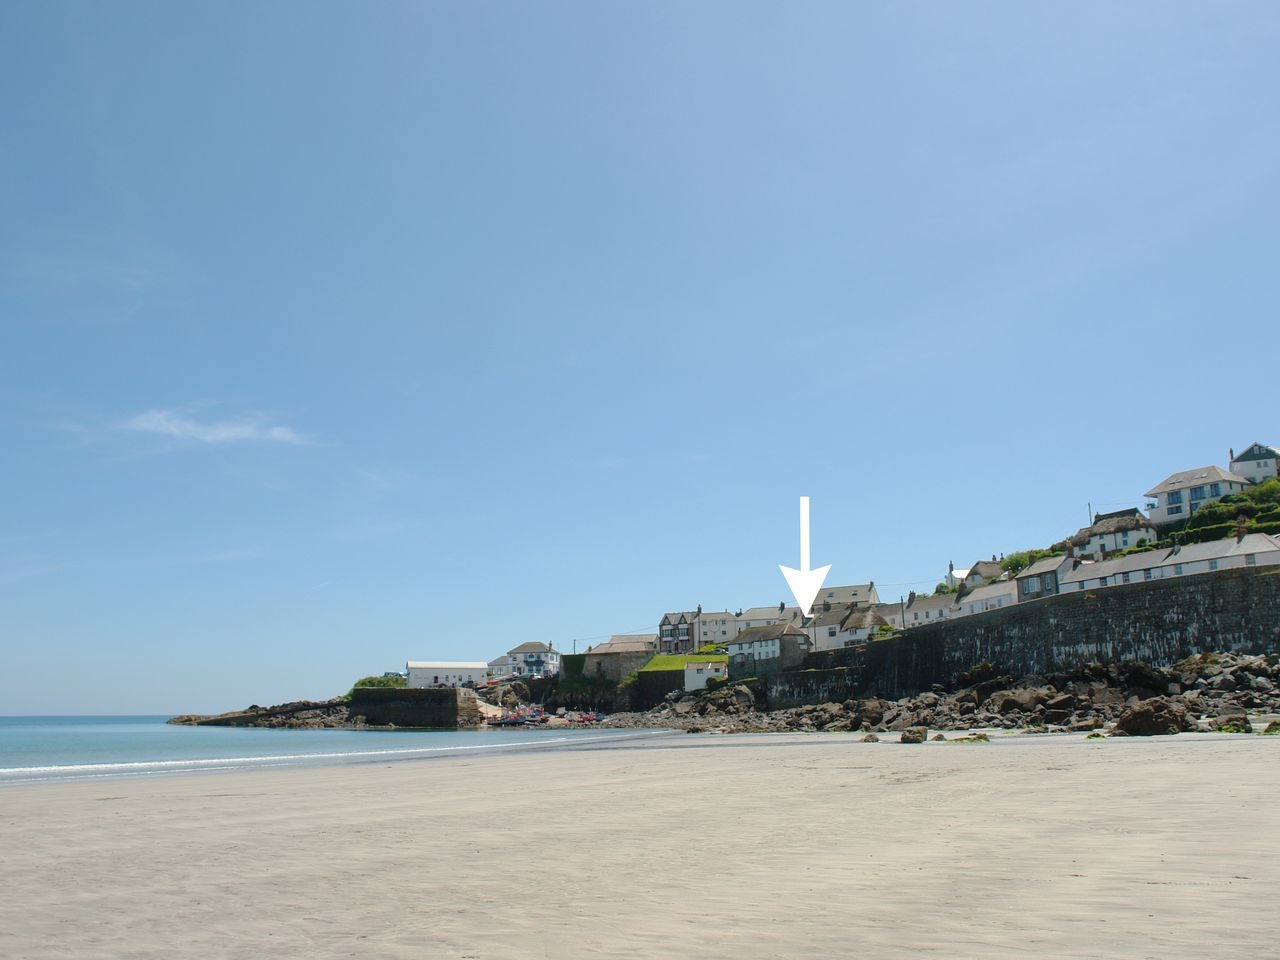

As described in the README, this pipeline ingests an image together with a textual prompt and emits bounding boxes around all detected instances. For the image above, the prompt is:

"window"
[1099,577,1108,586]
[1122,572,1131,583]
[1144,569,1153,580]
[1209,559,1219,571]
[1174,564,1184,575]
[1122,533,1130,546]
[827,627,836,637]
[1167,491,1183,505]
[1189,485,1206,501]
[1210,482,1222,497]
[1246,554,1257,566]
[1168,505,1183,516]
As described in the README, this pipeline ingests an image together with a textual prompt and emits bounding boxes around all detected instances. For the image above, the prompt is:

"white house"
[683,660,727,691]
[1058,533,1280,591]
[406,661,489,688]
[503,642,560,677]
[1152,534,1280,578]
[902,592,960,628]
[1144,465,1251,528]
[868,602,905,631]
[962,559,1004,587]
[1069,508,1159,559]
[956,580,1018,617]
[695,610,739,647]
[1059,552,1165,591]
[735,605,805,633]
[1230,443,1280,486]
[487,655,512,678]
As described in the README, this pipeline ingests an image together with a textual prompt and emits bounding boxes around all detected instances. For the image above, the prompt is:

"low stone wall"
[786,567,1280,702]
[347,687,480,728]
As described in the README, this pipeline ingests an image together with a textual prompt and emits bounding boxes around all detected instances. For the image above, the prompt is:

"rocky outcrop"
[170,687,480,729]
[601,652,1280,738]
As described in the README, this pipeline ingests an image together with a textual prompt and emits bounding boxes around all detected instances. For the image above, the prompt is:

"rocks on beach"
[600,652,1280,738]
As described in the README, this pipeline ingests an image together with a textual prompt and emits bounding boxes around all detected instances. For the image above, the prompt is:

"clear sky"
[2,2,1277,714]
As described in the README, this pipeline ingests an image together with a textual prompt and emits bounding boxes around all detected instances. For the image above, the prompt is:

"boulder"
[899,726,928,744]
[1111,698,1193,737]
[861,732,880,743]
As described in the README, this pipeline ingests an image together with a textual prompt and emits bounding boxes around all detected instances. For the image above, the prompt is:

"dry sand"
[1,731,1277,960]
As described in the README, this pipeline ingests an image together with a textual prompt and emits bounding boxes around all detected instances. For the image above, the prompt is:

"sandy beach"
[1,731,1277,960]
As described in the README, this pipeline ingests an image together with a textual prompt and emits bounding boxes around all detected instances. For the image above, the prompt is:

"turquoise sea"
[0,716,666,785]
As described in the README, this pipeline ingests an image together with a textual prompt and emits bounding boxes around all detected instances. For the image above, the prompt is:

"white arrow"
[778,496,832,616]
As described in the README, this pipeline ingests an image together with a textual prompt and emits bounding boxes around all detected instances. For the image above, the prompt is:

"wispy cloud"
[119,409,315,446]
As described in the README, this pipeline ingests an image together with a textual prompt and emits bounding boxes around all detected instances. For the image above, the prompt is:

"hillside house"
[902,592,959,628]
[504,642,560,677]
[726,623,811,680]
[956,580,1018,617]
[695,610,738,647]
[1145,465,1250,529]
[1069,509,1158,560]
[962,559,1004,586]
[658,610,700,654]
[1058,533,1280,591]
[811,582,881,607]
[868,602,905,631]
[582,634,657,682]
[735,605,806,633]
[1230,443,1280,485]
[1015,555,1076,602]
[837,607,890,645]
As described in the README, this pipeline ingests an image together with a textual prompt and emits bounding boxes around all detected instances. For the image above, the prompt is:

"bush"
[347,674,406,697]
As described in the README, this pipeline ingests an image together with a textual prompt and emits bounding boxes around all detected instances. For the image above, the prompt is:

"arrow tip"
[778,563,833,617]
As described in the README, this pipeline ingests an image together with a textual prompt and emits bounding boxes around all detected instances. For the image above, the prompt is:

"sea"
[0,716,669,786]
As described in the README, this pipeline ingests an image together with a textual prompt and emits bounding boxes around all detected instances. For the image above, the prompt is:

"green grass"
[638,653,728,673]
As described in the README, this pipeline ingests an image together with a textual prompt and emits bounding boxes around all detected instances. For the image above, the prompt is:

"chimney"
[907,590,917,606]
[778,600,785,613]
[696,604,702,615]
[822,599,831,612]
[1066,542,1075,559]
[1237,515,1249,543]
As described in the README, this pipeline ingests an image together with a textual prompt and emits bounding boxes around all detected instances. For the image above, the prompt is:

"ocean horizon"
[0,715,669,786]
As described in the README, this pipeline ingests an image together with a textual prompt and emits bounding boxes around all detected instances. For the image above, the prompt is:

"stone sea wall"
[767,566,1280,706]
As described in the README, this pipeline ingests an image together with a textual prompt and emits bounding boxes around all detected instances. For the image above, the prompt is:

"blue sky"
[2,2,1277,714]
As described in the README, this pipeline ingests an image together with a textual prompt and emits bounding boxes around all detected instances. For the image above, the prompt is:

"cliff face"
[170,687,480,729]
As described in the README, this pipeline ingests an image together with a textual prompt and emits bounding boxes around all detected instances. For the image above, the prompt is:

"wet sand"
[1,731,1276,959]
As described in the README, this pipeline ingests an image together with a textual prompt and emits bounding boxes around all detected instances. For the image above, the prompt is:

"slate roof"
[906,592,960,614]
[961,581,1017,603]
[1017,555,1072,579]
[1059,552,1163,585]
[814,583,878,604]
[739,605,804,623]
[588,635,657,655]
[1145,465,1251,498]
[1232,443,1279,463]
[507,641,555,654]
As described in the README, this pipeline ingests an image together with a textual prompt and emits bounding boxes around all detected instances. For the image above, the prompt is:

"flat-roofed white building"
[406,661,489,688]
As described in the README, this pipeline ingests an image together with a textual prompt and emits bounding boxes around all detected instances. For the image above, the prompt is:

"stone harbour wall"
[770,567,1280,704]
